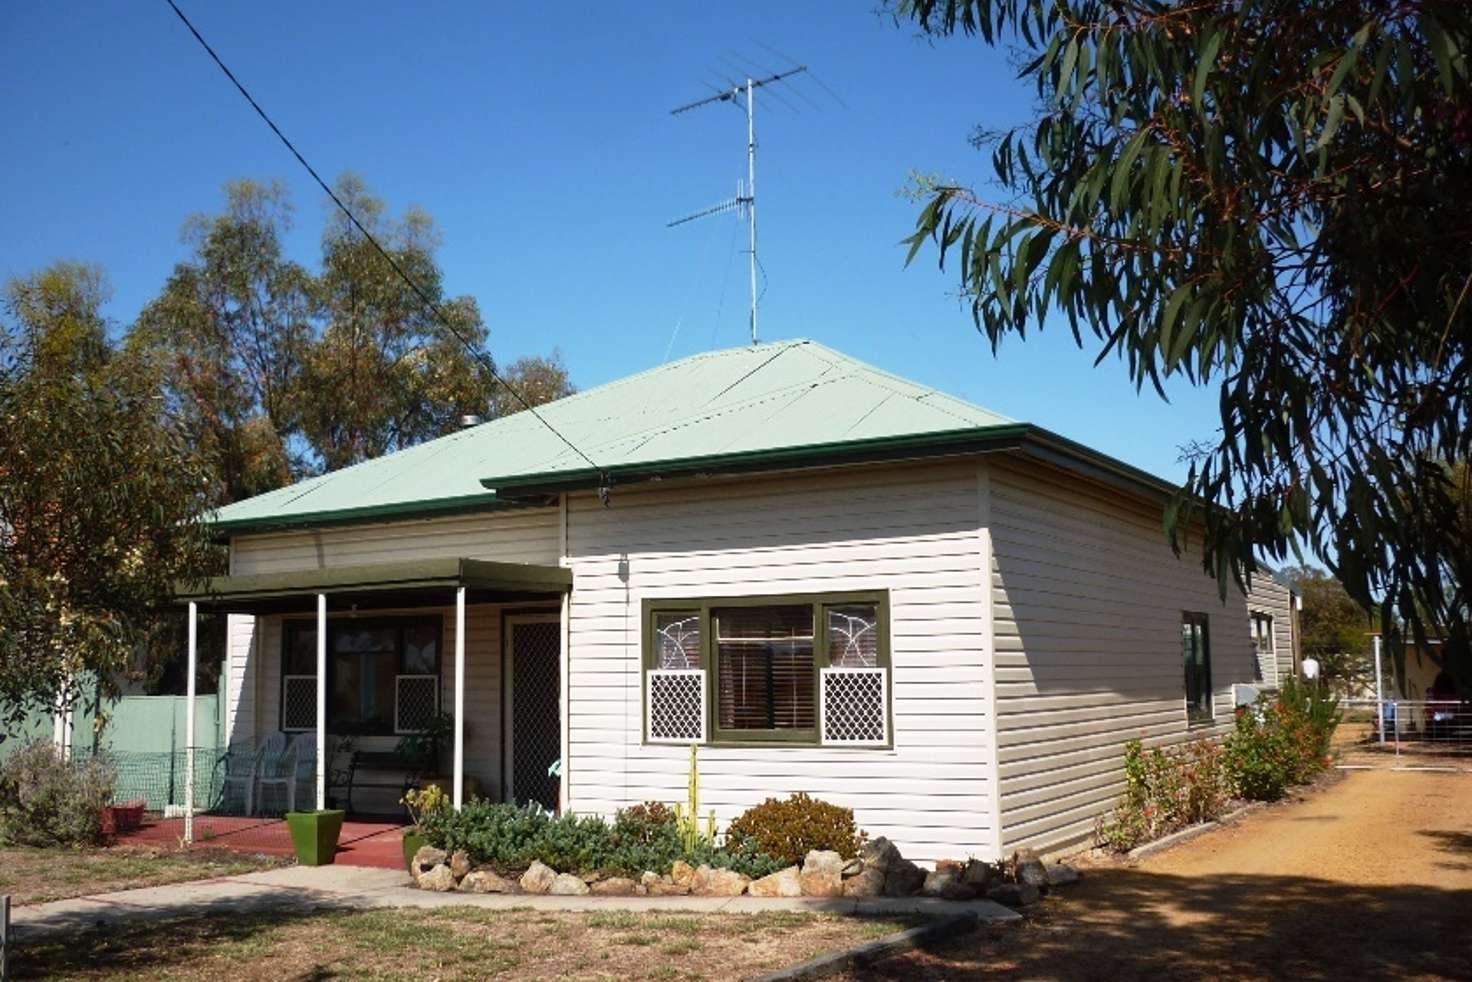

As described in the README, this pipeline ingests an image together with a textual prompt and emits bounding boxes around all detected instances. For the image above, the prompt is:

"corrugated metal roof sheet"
[212,339,1017,530]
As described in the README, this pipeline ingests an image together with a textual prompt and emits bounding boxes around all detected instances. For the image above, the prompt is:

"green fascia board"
[479,423,1032,493]
[174,557,571,604]
[475,422,1184,505]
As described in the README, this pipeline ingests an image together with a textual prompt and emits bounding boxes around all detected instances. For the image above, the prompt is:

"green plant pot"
[402,830,428,872]
[285,809,345,866]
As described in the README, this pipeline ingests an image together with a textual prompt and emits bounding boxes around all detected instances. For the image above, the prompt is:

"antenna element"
[668,66,807,345]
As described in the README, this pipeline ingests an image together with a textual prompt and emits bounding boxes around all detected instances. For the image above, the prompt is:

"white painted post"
[453,586,466,810]
[1373,634,1385,745]
[315,593,327,811]
[184,601,198,843]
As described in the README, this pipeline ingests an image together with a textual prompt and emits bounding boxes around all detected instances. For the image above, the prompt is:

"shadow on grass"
[852,869,1472,981]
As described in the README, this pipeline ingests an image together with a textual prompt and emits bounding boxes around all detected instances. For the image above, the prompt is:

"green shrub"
[1095,738,1228,852]
[418,799,784,877]
[1223,680,1340,800]
[0,740,116,847]
[725,792,862,866]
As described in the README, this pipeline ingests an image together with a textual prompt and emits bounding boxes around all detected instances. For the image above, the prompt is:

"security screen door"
[504,614,562,811]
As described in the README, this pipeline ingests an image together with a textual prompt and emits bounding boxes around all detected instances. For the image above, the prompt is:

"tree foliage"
[488,349,576,420]
[896,0,1471,681]
[132,179,312,502]
[133,175,573,499]
[1283,565,1372,688]
[0,264,218,721]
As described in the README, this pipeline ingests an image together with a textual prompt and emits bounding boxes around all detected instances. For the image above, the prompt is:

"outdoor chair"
[254,733,306,816]
[219,732,286,816]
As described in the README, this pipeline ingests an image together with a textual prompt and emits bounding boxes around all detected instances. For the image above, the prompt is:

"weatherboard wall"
[988,456,1269,854]
[560,461,998,865]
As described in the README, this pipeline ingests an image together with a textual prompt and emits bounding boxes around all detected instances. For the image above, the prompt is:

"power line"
[162,0,603,478]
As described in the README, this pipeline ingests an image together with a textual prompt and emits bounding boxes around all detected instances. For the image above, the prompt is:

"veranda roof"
[175,557,571,614]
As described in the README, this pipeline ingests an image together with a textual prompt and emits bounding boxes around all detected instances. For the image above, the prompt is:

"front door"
[504,613,562,811]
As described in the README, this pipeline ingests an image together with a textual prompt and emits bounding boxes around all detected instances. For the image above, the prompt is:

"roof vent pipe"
[459,414,484,428]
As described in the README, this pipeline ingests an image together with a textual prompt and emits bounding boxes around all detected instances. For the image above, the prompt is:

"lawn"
[15,906,916,981]
[0,845,285,906]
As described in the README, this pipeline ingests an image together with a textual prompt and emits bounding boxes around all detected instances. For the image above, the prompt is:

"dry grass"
[16,906,915,981]
[0,846,285,906]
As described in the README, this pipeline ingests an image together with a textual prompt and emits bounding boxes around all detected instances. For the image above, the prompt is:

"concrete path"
[12,863,1019,940]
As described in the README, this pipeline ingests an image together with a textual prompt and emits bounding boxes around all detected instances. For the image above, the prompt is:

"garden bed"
[0,844,285,906]
[15,905,917,980]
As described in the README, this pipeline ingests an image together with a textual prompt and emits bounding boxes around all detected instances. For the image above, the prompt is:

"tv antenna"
[668,65,807,346]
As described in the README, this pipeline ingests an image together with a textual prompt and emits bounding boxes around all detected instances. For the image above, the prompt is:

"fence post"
[2,893,11,982]
[185,601,197,844]
[1373,635,1385,745]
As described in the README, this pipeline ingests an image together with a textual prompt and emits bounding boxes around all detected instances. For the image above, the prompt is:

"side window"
[1251,612,1274,682]
[644,593,890,747]
[1182,612,1213,722]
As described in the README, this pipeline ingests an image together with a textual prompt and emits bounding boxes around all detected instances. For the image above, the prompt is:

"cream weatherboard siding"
[228,507,561,576]
[1246,574,1298,687]
[988,457,1260,855]
[222,461,999,862]
[223,506,561,757]
[561,461,997,865]
[218,450,1289,862]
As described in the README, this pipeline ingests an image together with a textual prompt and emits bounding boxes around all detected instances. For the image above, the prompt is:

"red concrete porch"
[117,814,409,869]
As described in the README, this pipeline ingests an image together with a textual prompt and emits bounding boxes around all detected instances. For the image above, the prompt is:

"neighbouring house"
[180,339,1299,861]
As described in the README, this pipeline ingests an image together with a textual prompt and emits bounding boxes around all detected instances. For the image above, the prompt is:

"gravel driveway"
[847,769,1472,981]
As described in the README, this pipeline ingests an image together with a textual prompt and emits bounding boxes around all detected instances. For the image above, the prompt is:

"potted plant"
[399,783,447,871]
[285,808,345,866]
[397,712,483,800]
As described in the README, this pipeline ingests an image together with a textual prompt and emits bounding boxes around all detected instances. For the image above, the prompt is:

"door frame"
[501,610,563,806]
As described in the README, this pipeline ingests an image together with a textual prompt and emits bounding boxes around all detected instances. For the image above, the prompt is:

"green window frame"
[642,591,892,748]
[1181,611,1213,723]
[281,614,443,736]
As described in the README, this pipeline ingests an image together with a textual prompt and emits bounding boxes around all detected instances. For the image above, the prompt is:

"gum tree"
[0,264,217,723]
[895,1,1471,680]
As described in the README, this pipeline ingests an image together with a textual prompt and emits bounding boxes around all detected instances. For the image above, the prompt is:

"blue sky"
[2,1,1223,483]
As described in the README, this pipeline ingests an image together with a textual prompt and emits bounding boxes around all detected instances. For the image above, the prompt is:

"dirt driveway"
[851,769,1472,981]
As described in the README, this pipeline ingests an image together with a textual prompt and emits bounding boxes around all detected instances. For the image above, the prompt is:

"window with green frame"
[1181,611,1213,722]
[281,615,442,736]
[643,592,891,747]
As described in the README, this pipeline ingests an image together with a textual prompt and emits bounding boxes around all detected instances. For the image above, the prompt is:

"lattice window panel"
[647,669,707,744]
[820,668,888,746]
[282,675,316,732]
[395,674,440,734]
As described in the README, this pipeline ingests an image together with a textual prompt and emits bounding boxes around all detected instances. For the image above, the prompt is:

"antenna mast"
[669,66,807,346]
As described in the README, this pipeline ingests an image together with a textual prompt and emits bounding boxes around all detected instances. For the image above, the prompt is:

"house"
[180,339,1299,862]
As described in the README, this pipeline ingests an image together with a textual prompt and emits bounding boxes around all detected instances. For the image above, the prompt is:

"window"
[281,616,441,735]
[643,593,890,747]
[1181,612,1213,722]
[1251,612,1274,682]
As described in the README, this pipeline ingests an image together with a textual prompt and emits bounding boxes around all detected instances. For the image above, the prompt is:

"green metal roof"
[210,339,1023,532]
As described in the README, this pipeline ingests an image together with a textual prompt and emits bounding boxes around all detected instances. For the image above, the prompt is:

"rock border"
[748,912,981,982]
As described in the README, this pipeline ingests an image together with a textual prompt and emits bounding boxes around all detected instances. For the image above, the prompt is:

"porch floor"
[116,815,409,870]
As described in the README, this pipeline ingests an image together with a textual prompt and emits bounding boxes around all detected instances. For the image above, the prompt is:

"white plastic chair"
[220,732,285,816]
[288,737,318,813]
[253,733,301,815]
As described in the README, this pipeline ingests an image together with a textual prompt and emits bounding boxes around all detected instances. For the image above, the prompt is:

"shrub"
[1223,680,1340,800]
[726,792,862,866]
[0,740,116,847]
[417,799,784,878]
[1095,738,1228,852]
